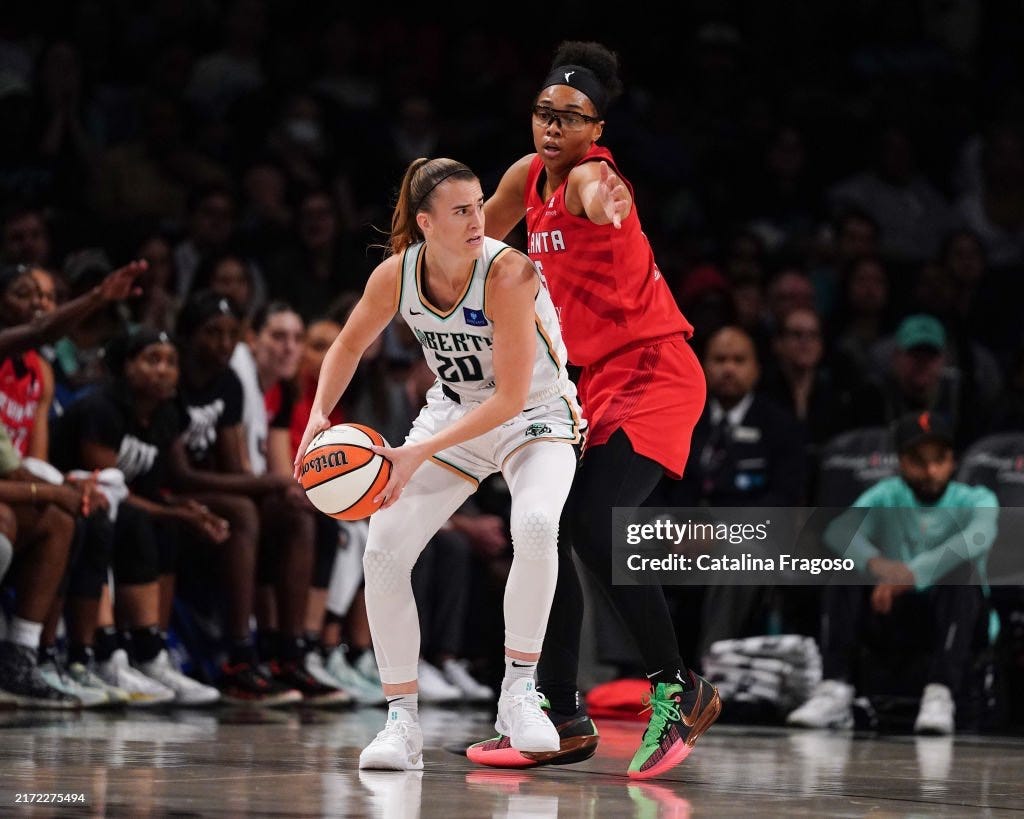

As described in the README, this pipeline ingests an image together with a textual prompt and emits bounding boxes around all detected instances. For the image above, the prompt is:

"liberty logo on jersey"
[463,307,488,327]
[525,423,552,438]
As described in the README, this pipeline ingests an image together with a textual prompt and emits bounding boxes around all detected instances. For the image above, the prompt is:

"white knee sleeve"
[362,462,473,685]
[501,443,576,654]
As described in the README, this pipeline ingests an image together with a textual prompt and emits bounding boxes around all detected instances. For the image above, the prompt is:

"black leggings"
[539,429,684,691]
[65,515,114,599]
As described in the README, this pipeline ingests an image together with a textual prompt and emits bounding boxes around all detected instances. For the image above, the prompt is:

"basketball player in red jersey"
[467,41,720,779]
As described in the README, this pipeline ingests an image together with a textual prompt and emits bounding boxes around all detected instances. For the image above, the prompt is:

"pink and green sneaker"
[627,672,721,780]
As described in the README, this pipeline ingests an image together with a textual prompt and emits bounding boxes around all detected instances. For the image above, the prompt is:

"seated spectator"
[261,188,372,324]
[130,232,180,333]
[0,429,86,709]
[761,307,886,496]
[868,313,990,450]
[787,411,997,735]
[828,254,897,386]
[807,207,880,321]
[230,300,348,706]
[48,328,228,706]
[909,259,1004,415]
[167,290,322,706]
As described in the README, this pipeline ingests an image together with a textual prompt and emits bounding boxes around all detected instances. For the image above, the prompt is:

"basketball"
[299,423,392,520]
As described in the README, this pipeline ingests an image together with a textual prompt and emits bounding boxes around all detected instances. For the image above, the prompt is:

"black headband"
[125,328,175,359]
[414,167,468,213]
[177,291,242,338]
[540,65,608,116]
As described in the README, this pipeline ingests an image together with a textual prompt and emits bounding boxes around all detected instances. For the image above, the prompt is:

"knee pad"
[362,545,408,595]
[510,509,559,560]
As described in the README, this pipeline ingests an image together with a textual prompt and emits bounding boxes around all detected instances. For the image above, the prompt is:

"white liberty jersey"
[397,237,577,408]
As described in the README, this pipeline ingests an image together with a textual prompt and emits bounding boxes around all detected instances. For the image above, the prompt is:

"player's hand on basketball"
[294,412,332,481]
[597,161,629,229]
[368,442,427,509]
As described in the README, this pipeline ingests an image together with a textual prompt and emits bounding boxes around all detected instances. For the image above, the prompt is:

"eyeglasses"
[531,105,601,131]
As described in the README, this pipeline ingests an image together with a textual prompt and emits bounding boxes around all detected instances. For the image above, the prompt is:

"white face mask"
[284,118,323,150]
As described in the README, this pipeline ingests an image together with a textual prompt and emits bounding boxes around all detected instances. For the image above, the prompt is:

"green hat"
[896,314,946,351]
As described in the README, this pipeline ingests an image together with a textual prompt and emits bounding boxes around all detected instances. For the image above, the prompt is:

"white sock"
[387,692,418,720]
[502,655,537,692]
[8,616,43,650]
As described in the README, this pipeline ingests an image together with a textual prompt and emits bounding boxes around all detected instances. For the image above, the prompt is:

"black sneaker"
[0,641,81,709]
[466,696,599,768]
[268,660,351,707]
[627,671,721,780]
[219,661,302,707]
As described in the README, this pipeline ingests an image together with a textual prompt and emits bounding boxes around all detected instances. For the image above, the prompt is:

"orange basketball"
[299,423,392,520]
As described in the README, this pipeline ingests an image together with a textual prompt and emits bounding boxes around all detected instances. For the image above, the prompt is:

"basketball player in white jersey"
[294,157,584,771]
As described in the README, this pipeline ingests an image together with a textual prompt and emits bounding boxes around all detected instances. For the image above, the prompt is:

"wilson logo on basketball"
[301,449,351,476]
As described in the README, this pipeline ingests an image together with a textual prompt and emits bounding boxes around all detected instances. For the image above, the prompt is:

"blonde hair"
[384,157,476,257]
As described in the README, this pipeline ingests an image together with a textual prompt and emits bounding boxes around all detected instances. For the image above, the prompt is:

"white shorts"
[404,382,585,485]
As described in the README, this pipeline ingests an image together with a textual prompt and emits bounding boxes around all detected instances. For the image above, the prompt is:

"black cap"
[894,411,953,454]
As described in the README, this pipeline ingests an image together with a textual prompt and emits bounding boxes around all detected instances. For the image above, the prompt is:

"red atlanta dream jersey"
[0,350,45,457]
[523,145,693,367]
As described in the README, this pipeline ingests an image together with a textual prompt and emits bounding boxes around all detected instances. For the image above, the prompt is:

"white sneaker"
[495,677,559,752]
[96,649,175,707]
[138,650,220,706]
[785,679,854,729]
[38,661,109,709]
[914,683,955,735]
[323,648,384,706]
[417,659,462,704]
[67,661,130,706]
[358,707,424,770]
[441,658,495,702]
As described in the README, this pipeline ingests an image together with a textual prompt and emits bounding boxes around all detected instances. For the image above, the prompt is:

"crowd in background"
[1,2,1024,729]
